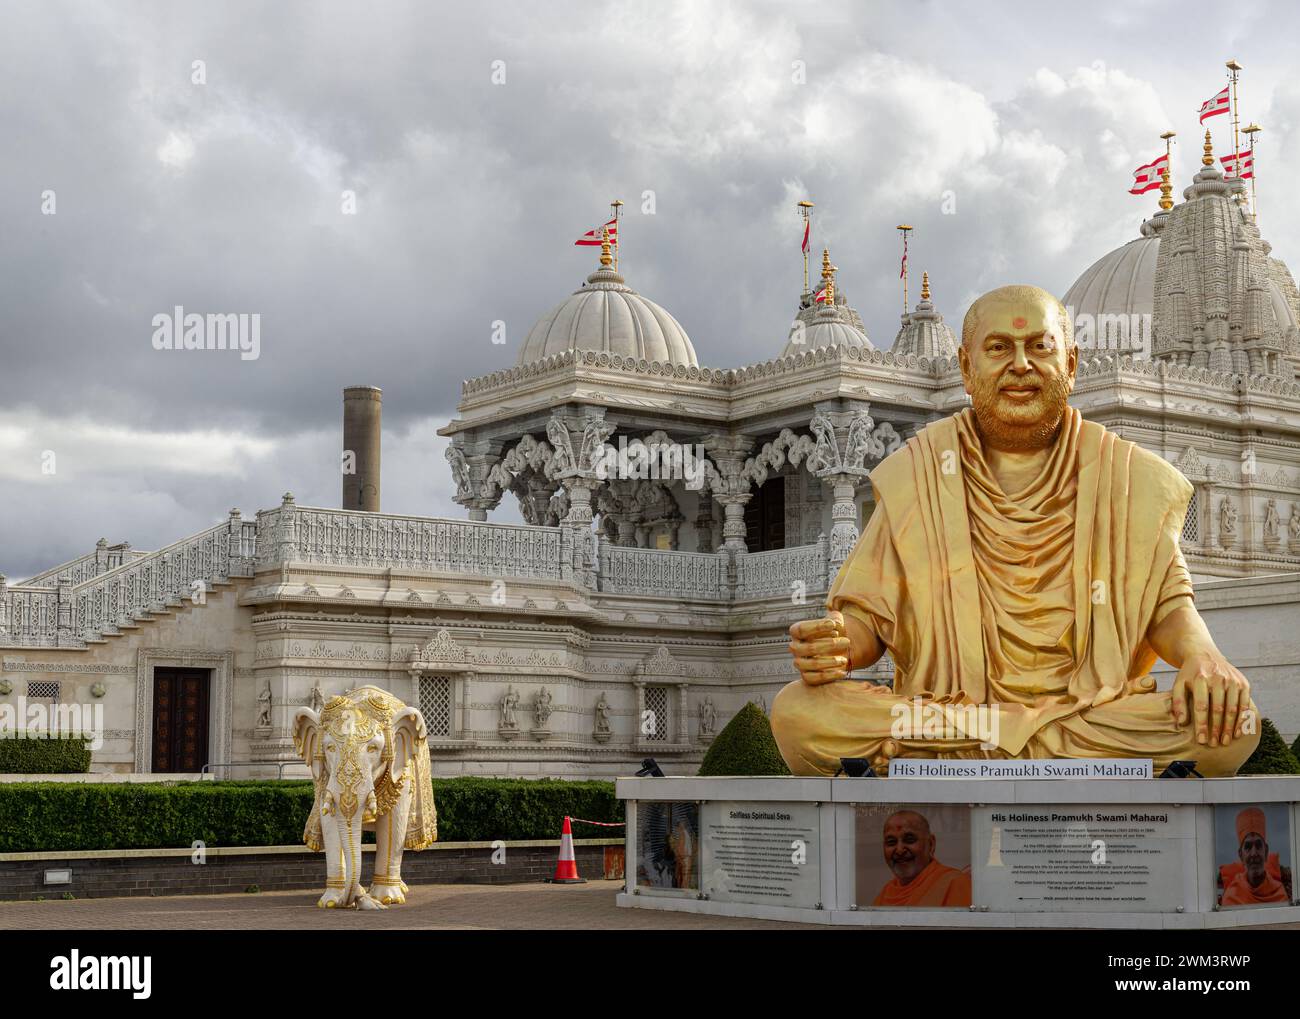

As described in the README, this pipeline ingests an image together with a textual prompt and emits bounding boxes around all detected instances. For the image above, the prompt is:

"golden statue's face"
[882,812,935,885]
[959,293,1077,451]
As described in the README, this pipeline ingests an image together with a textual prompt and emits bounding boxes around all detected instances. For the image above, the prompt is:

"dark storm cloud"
[3,0,1299,576]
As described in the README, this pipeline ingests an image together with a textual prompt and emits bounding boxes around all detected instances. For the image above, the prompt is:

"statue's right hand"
[789,610,851,686]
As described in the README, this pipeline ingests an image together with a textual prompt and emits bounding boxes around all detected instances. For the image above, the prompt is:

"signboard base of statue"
[616,775,1300,928]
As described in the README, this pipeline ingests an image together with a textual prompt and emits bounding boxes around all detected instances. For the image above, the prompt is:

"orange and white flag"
[1198,86,1230,123]
[1221,149,1254,179]
[1129,154,1169,195]
[575,218,618,246]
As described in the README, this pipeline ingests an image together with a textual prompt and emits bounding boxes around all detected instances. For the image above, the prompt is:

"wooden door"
[152,668,210,773]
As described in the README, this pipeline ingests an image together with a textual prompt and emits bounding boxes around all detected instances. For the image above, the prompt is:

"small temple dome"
[780,248,873,357]
[518,235,697,366]
[891,272,957,359]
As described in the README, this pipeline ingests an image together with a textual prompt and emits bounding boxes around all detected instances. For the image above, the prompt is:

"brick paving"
[0,880,821,930]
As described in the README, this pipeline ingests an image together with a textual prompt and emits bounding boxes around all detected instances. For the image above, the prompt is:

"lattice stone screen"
[418,675,452,738]
[1181,490,1200,545]
[644,685,669,742]
[27,680,60,701]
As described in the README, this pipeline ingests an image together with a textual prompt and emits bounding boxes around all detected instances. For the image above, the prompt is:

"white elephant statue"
[292,686,437,909]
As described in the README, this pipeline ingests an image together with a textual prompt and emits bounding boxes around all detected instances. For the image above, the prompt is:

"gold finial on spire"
[1159,130,1176,211]
[921,271,931,302]
[599,226,613,268]
[1203,129,1214,167]
[820,248,836,308]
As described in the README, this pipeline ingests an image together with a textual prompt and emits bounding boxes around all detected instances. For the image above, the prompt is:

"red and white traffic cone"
[549,816,586,884]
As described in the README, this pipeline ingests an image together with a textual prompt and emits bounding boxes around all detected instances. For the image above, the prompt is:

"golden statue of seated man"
[772,285,1259,777]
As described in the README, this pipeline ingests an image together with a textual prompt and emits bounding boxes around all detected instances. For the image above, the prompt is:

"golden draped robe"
[872,859,971,908]
[771,406,1259,777]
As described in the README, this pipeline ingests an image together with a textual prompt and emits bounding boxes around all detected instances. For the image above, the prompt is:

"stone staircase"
[0,511,257,649]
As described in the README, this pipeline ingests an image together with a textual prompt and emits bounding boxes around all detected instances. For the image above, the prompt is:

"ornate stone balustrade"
[597,540,725,599]
[736,539,829,600]
[256,503,563,580]
[1,515,256,648]
[20,543,147,587]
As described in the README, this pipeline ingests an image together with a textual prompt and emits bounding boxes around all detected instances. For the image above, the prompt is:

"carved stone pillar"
[824,475,861,577]
[560,478,600,589]
[550,408,616,590]
[701,433,755,554]
[448,440,507,521]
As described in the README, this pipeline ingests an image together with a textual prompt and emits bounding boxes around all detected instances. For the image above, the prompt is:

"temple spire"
[920,270,931,303]
[1203,129,1215,167]
[599,226,613,268]
[1159,130,1176,211]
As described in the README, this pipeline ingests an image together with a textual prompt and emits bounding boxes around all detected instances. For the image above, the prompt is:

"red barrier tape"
[567,816,626,827]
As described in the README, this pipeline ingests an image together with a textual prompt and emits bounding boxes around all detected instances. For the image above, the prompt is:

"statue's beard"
[968,370,1072,451]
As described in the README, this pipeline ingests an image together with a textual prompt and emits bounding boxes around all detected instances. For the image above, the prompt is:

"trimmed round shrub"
[1239,718,1300,776]
[698,702,791,777]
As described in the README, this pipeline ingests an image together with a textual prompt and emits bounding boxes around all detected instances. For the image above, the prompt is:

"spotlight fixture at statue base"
[1159,760,1202,779]
[635,758,665,778]
[836,757,877,778]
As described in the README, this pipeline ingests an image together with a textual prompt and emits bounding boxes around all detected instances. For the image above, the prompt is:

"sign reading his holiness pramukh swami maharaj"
[973,808,1193,912]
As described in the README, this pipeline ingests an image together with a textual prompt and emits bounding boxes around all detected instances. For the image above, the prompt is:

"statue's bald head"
[961,285,1074,352]
[958,284,1078,452]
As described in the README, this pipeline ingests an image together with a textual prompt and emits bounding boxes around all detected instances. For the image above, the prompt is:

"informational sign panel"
[701,801,820,908]
[972,806,1193,912]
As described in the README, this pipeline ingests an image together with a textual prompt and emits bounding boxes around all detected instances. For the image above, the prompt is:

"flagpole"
[1159,130,1176,211]
[1243,122,1260,221]
[798,200,814,292]
[897,224,913,315]
[1226,59,1242,181]
[610,199,623,271]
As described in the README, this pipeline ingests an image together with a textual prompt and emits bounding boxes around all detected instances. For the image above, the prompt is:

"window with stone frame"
[644,685,669,742]
[418,675,453,738]
[1181,488,1200,546]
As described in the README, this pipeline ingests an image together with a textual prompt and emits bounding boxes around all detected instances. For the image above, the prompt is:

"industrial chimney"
[342,386,381,512]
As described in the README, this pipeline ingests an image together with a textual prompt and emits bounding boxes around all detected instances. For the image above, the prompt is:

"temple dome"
[891,272,957,359]
[1062,226,1160,352]
[517,258,697,367]
[780,248,874,357]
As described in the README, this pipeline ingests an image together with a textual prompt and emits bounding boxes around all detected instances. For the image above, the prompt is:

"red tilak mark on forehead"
[1012,316,1028,329]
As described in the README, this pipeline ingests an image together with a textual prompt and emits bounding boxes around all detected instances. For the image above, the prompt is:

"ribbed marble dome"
[1062,227,1160,348]
[891,273,957,359]
[517,261,697,367]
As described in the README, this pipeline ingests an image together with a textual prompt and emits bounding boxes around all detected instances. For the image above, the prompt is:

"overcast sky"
[4,0,1299,578]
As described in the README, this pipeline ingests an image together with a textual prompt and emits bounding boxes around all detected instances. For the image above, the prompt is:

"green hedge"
[0,777,623,853]
[0,735,92,774]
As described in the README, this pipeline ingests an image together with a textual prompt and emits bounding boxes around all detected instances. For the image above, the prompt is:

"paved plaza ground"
[0,880,817,930]
[4,881,1298,930]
